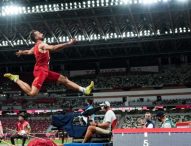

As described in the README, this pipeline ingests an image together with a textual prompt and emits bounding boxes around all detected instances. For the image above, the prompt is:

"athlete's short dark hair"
[29,30,37,42]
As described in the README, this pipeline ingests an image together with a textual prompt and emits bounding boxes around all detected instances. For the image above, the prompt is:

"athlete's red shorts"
[32,66,60,90]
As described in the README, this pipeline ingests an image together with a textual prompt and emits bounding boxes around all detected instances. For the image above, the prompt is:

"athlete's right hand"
[16,50,22,57]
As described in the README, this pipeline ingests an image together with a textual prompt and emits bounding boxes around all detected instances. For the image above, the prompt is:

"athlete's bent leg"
[4,73,39,96]
[16,79,39,96]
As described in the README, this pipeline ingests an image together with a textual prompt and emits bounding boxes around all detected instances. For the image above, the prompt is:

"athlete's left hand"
[68,38,77,45]
[16,50,22,57]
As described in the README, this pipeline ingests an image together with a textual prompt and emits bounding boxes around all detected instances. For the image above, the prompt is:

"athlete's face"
[18,116,24,121]
[34,31,44,41]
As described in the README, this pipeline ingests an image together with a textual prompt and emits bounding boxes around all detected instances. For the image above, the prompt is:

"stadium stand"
[1,65,191,93]
[1,116,51,135]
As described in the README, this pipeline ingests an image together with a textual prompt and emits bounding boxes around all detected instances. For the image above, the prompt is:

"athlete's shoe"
[4,73,19,82]
[84,81,94,95]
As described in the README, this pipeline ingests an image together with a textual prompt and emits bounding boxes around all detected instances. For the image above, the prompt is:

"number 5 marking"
[143,139,149,146]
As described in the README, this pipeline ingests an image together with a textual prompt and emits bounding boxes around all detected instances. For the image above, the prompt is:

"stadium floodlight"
[122,32,126,37]
[121,0,132,5]
[144,30,147,36]
[169,29,173,34]
[83,1,86,8]
[65,3,68,10]
[131,32,135,37]
[49,4,53,11]
[179,27,182,33]
[157,29,160,35]
[183,27,186,33]
[0,27,190,48]
[162,0,169,2]
[93,34,97,39]
[64,36,67,42]
[58,37,62,42]
[1,0,174,16]
[92,34,96,40]
[106,0,109,6]
[90,35,93,41]
[36,5,39,12]
[60,3,64,10]
[47,38,51,43]
[81,35,85,41]
[27,7,31,14]
[106,33,109,39]
[69,3,73,9]
[127,32,130,37]
[78,2,82,8]
[74,2,77,9]
[176,0,188,3]
[101,1,104,7]
[40,5,44,12]
[2,41,8,46]
[2,5,22,16]
[51,37,54,43]
[114,33,117,38]
[13,41,17,46]
[139,31,143,36]
[78,35,81,41]
[142,0,157,4]
[92,1,95,7]
[175,28,178,33]
[147,30,150,36]
[32,7,35,13]
[134,0,138,4]
[22,7,26,14]
[87,1,90,8]
[96,0,99,7]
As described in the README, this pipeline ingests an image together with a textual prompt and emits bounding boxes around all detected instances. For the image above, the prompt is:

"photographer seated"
[10,112,31,146]
[83,101,117,143]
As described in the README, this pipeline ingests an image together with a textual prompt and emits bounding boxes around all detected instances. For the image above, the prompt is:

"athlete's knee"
[88,126,95,132]
[28,86,40,97]
[28,91,38,97]
[58,75,69,83]
[60,75,68,80]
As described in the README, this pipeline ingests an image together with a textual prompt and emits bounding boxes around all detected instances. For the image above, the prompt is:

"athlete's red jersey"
[16,120,30,132]
[33,42,50,69]
[32,42,60,90]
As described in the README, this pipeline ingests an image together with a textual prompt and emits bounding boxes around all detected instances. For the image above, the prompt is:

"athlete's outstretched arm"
[16,48,34,57]
[41,39,76,51]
